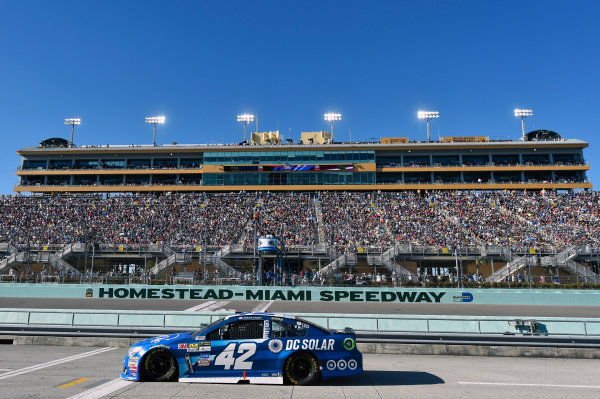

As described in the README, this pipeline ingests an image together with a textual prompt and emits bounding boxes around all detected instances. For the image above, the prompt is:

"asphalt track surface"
[1,345,599,399]
[2,298,600,318]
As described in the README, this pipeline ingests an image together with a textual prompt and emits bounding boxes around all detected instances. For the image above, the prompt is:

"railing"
[1,308,599,338]
[485,255,537,283]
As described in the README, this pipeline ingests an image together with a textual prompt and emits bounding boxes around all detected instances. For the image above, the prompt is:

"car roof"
[224,312,295,320]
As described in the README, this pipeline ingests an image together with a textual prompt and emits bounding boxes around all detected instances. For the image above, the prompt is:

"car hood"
[135,332,192,347]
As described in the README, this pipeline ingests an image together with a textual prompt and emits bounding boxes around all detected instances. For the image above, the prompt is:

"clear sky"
[1,0,598,193]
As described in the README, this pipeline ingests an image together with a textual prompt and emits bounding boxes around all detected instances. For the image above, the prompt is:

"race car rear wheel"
[284,352,319,385]
[142,348,178,382]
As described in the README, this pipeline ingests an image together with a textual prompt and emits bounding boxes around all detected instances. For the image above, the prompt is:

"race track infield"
[2,297,600,318]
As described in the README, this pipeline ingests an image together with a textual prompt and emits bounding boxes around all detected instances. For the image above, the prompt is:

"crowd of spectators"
[0,190,598,252]
[244,192,317,247]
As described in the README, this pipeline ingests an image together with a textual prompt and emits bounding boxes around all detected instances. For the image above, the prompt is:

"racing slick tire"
[283,352,320,385]
[141,348,178,382]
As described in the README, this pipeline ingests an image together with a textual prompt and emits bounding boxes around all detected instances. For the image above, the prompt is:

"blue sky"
[1,0,598,193]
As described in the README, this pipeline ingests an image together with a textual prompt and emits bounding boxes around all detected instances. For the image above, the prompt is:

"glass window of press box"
[202,151,375,164]
[202,172,375,186]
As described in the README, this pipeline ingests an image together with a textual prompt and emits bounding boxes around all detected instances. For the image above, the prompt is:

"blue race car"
[121,312,362,385]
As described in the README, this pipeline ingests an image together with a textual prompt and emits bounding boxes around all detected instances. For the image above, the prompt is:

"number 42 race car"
[121,312,362,385]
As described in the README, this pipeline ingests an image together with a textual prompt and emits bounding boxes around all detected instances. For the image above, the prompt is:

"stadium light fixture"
[145,116,165,146]
[237,114,255,143]
[417,110,439,142]
[324,113,342,141]
[64,118,81,148]
[514,108,533,139]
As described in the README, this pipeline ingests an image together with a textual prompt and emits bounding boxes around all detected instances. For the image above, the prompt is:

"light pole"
[145,116,165,146]
[237,114,254,143]
[514,109,533,139]
[417,110,439,142]
[64,118,81,148]
[324,113,342,142]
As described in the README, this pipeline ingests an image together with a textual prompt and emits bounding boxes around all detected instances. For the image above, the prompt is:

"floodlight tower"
[324,113,342,142]
[145,116,165,146]
[514,109,533,139]
[64,118,81,148]
[237,114,255,143]
[417,110,439,142]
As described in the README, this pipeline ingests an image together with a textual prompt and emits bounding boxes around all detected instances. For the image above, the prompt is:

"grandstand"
[0,191,598,286]
[3,130,598,287]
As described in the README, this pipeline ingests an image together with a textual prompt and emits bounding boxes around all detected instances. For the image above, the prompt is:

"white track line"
[67,377,133,399]
[204,301,230,311]
[185,300,217,311]
[185,300,231,312]
[0,347,115,380]
[459,382,600,389]
[252,300,274,313]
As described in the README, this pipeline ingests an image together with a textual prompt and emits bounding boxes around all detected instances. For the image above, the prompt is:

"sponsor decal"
[195,336,206,341]
[326,360,336,370]
[347,359,358,370]
[149,344,170,350]
[326,358,357,371]
[264,319,271,339]
[85,288,93,298]
[94,287,448,303]
[200,354,210,358]
[198,342,211,352]
[150,334,180,344]
[268,339,283,354]
[187,343,199,352]
[453,292,474,303]
[130,372,137,378]
[128,364,137,372]
[285,338,335,351]
[128,356,139,362]
[343,338,356,351]
[196,359,210,367]
[178,343,188,350]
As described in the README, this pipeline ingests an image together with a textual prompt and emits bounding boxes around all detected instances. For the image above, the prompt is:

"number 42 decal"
[214,343,256,370]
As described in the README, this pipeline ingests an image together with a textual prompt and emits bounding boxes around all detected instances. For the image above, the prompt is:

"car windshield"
[192,316,226,336]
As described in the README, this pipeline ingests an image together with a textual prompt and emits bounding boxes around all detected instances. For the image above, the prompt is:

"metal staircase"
[320,252,357,275]
[485,254,538,283]
[540,246,599,283]
[149,244,192,277]
[210,245,241,278]
[367,244,416,280]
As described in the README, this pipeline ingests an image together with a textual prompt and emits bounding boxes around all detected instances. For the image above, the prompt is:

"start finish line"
[1,284,600,306]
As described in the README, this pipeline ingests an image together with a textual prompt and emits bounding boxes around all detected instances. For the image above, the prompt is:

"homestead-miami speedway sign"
[1,284,600,306]
[92,286,455,303]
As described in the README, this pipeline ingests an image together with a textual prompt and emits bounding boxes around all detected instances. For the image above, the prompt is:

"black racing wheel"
[141,348,178,382]
[284,352,320,385]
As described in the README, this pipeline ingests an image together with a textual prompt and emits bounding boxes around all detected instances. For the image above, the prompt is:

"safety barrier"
[1,308,599,337]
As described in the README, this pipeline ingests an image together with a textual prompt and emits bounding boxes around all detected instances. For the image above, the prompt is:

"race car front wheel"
[142,348,178,382]
[284,352,320,385]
